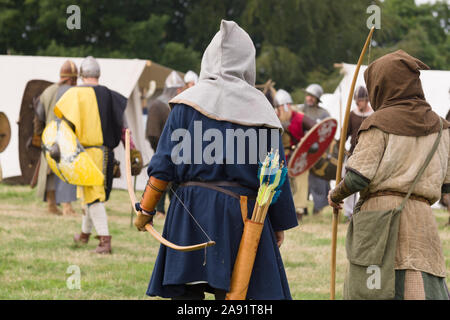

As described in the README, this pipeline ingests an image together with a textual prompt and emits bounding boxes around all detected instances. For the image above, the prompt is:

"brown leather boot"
[62,202,77,216]
[73,232,90,245]
[46,190,62,215]
[92,235,112,254]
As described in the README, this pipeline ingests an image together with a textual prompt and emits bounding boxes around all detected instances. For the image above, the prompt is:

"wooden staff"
[330,26,375,300]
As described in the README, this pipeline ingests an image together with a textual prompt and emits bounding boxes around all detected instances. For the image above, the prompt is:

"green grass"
[0,184,449,299]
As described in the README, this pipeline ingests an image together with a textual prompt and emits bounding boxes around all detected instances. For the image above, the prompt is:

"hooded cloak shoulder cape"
[169,20,282,130]
[359,50,450,137]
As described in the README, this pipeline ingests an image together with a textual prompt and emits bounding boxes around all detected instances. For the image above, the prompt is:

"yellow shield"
[42,120,104,186]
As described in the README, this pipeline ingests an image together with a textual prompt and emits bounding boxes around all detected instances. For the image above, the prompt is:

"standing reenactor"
[274,89,315,220]
[299,84,331,214]
[34,60,78,216]
[134,20,297,300]
[329,50,449,300]
[56,56,141,254]
[341,86,373,219]
[145,71,185,218]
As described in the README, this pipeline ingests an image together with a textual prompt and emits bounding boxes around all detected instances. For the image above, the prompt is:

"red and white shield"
[288,117,337,177]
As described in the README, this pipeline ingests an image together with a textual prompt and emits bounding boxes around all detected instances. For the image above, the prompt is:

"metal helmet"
[80,56,100,78]
[59,60,78,79]
[353,85,368,101]
[184,70,198,84]
[165,71,185,89]
[274,89,293,106]
[305,84,323,101]
[157,71,185,104]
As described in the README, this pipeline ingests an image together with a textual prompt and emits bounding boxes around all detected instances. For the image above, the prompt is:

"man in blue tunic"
[134,20,298,300]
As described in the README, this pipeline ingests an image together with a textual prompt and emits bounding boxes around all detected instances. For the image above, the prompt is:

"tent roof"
[139,60,185,91]
[0,55,182,179]
[0,55,147,98]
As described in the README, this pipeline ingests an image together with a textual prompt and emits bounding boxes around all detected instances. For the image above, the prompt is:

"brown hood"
[359,50,448,136]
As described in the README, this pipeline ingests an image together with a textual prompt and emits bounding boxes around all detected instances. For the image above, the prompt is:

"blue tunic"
[146,104,298,299]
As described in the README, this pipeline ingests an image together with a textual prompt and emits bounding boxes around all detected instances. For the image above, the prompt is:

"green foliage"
[159,42,200,73]
[183,0,247,52]
[256,44,304,91]
[242,0,374,87]
[372,0,449,70]
[0,0,448,92]
[124,14,170,59]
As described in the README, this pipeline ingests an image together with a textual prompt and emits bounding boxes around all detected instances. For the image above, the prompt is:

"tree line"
[0,0,448,102]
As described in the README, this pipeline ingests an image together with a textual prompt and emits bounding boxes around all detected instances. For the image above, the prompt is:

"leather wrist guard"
[330,180,353,204]
[139,177,168,213]
[331,169,370,203]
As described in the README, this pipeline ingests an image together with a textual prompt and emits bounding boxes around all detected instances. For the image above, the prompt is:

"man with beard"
[34,60,78,216]
[134,20,297,300]
[328,50,450,300]
[299,84,331,214]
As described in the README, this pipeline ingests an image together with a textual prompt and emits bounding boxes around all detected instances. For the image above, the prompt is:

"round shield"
[42,120,104,186]
[0,112,11,153]
[288,117,337,177]
[310,138,339,181]
[18,79,53,184]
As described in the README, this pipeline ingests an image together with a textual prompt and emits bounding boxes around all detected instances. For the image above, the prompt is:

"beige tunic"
[347,127,450,277]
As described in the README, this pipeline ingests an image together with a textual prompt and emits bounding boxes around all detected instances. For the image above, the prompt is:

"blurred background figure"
[184,70,198,88]
[274,89,315,220]
[145,71,185,218]
[341,86,373,220]
[33,60,78,216]
[299,83,331,215]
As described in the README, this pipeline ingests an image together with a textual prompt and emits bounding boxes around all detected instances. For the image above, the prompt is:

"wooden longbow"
[330,26,375,299]
[124,129,216,252]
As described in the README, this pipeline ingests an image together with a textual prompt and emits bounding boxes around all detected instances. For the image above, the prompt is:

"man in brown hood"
[328,50,450,300]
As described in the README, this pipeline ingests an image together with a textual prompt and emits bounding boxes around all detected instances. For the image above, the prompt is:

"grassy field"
[0,183,449,300]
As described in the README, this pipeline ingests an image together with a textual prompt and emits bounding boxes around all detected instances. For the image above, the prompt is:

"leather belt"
[367,190,431,206]
[179,181,257,201]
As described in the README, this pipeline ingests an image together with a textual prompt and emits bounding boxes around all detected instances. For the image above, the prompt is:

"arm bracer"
[140,177,169,213]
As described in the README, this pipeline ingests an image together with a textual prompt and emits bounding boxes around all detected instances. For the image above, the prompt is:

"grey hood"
[170,20,282,130]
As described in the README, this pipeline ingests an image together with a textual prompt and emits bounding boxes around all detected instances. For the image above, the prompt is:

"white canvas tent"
[0,55,182,190]
[320,63,450,140]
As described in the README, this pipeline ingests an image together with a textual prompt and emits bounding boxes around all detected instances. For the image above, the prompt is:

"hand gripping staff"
[124,129,215,252]
[330,26,375,300]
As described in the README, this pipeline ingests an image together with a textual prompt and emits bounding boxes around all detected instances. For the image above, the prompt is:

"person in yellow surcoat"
[54,56,142,254]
